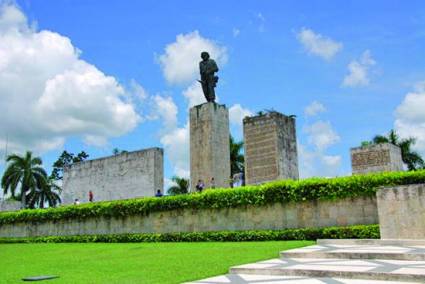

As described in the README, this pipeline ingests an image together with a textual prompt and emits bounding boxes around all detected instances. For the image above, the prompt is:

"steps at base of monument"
[281,244,425,261]
[229,258,425,283]
[317,239,425,246]
[187,274,419,284]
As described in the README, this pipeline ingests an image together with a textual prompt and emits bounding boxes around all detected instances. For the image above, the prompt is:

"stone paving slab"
[281,244,425,261]
[229,258,425,282]
[187,273,418,283]
[317,239,425,246]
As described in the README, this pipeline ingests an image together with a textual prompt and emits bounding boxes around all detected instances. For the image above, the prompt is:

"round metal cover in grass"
[22,275,59,281]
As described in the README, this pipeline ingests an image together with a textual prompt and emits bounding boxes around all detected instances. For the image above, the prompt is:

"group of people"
[72,174,244,202]
[73,190,94,205]
[195,177,216,192]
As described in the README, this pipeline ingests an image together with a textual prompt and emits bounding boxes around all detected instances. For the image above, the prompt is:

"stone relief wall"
[62,148,163,204]
[351,143,404,174]
[243,112,298,185]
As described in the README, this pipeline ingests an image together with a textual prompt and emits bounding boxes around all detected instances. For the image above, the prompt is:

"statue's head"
[201,51,210,60]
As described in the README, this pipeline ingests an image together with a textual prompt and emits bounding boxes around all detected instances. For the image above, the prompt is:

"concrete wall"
[243,112,298,185]
[351,143,403,175]
[190,102,231,190]
[62,148,163,204]
[0,200,21,212]
[377,183,425,239]
[0,196,378,238]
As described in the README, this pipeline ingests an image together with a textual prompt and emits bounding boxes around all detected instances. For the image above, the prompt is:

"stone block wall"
[377,183,425,239]
[190,102,231,190]
[351,143,403,174]
[0,196,377,238]
[243,112,298,184]
[0,200,21,212]
[62,148,163,204]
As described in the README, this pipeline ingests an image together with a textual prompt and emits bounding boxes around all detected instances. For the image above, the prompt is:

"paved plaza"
[189,240,425,283]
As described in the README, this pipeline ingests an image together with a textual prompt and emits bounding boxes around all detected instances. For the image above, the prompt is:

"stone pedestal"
[243,111,299,185]
[377,184,425,239]
[190,102,231,190]
[351,143,403,175]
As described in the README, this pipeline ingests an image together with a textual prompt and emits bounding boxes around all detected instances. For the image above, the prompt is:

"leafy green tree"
[167,176,189,195]
[112,148,128,155]
[230,135,244,176]
[27,177,61,208]
[1,151,48,208]
[369,129,424,171]
[51,151,89,180]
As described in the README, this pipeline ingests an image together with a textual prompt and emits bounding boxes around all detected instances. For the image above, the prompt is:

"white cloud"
[151,94,189,178]
[0,4,140,154]
[298,144,342,178]
[158,30,227,85]
[304,101,326,117]
[394,85,425,155]
[299,116,342,178]
[182,81,205,108]
[297,28,342,60]
[229,104,253,127]
[160,124,190,178]
[304,120,340,151]
[342,50,376,87]
[130,79,148,102]
[232,28,240,37]
[151,95,178,131]
[322,154,342,168]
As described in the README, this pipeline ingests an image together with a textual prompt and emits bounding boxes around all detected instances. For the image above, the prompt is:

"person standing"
[89,191,94,202]
[210,177,216,189]
[155,190,163,197]
[195,179,205,192]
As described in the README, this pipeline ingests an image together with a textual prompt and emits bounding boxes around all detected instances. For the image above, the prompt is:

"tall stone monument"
[190,51,230,190]
[190,102,231,190]
[243,111,299,185]
[350,143,403,175]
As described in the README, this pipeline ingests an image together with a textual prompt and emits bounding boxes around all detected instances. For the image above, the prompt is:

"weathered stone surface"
[351,143,403,175]
[243,112,298,184]
[62,148,163,204]
[190,102,231,190]
[377,183,425,239]
[0,196,377,238]
[0,200,20,212]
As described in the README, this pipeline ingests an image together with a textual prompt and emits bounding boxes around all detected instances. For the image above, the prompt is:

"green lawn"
[0,241,313,283]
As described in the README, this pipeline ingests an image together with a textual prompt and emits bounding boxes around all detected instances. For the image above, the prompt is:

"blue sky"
[1,0,425,190]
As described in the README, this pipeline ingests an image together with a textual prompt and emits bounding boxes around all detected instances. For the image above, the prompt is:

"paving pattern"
[188,239,425,284]
[189,274,418,284]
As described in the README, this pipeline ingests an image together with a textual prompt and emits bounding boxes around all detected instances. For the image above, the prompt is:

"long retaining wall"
[0,196,377,238]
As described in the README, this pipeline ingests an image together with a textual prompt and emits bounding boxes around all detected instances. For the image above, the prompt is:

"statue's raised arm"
[198,51,219,103]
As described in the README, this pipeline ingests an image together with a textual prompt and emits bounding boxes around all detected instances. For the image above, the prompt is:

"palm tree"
[27,177,61,208]
[167,176,189,195]
[1,151,48,208]
[371,129,424,171]
[230,135,244,176]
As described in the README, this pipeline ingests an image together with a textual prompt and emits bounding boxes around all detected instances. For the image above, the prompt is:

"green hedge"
[0,225,379,243]
[1,170,424,226]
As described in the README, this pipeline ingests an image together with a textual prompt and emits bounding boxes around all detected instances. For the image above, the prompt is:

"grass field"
[0,241,313,283]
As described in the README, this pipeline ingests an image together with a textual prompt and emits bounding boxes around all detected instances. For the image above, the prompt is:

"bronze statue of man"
[198,51,219,103]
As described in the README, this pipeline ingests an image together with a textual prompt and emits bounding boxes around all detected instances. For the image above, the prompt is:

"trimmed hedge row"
[0,225,379,243]
[1,170,424,226]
